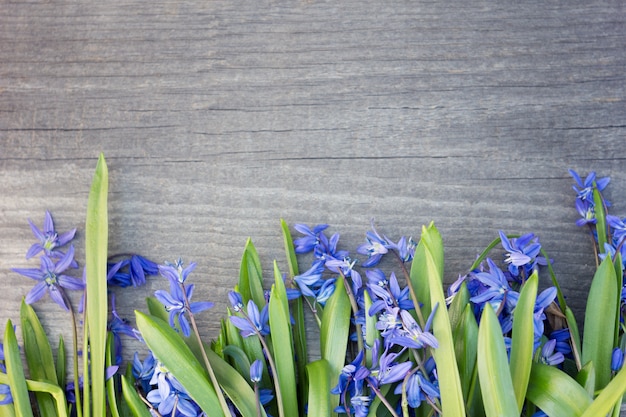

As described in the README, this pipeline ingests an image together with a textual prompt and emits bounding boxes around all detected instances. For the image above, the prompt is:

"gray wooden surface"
[1,0,625,380]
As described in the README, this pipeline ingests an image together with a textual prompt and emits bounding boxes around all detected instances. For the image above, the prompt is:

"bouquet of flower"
[2,154,626,417]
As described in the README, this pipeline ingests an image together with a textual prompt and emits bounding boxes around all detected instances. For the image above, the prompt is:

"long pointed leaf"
[306,360,331,417]
[84,153,109,417]
[0,372,67,417]
[582,256,618,391]
[120,375,152,417]
[135,312,224,416]
[527,362,592,416]
[581,359,626,417]
[454,304,478,402]
[239,239,265,309]
[4,321,33,417]
[509,272,538,410]
[421,223,466,417]
[269,262,298,417]
[320,278,351,417]
[477,304,518,417]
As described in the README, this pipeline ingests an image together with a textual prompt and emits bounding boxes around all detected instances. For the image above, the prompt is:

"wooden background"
[1,0,625,378]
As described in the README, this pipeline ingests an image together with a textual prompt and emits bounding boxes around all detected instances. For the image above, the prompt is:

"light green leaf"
[222,345,252,378]
[280,219,299,277]
[581,360,626,417]
[477,303,518,417]
[320,278,351,417]
[56,335,66,389]
[582,256,618,391]
[239,239,265,309]
[4,320,34,417]
[510,272,538,410]
[576,362,596,398]
[19,300,58,417]
[135,312,224,416]
[120,375,152,417]
[269,262,298,417]
[306,360,331,417]
[593,186,608,254]
[206,348,267,417]
[84,153,109,417]
[448,281,470,334]
[106,332,121,417]
[363,290,380,368]
[0,372,67,417]
[421,223,466,417]
[565,307,583,370]
[527,362,592,417]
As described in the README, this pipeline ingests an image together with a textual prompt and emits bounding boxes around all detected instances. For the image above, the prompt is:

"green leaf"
[363,290,380,368]
[527,362,592,417]
[509,272,538,410]
[19,300,58,417]
[320,278,351,417]
[120,375,152,417]
[565,307,583,370]
[0,372,67,417]
[4,320,34,417]
[222,345,252,377]
[305,360,331,417]
[56,335,66,389]
[576,362,596,398]
[581,360,626,417]
[582,256,618,391]
[239,239,265,309]
[84,153,109,417]
[453,304,478,402]
[269,262,298,417]
[135,312,224,416]
[420,223,466,417]
[206,348,267,417]
[280,219,299,277]
[106,332,121,417]
[477,304,518,417]
[448,281,470,334]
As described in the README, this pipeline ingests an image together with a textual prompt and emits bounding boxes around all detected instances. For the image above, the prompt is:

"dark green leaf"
[4,320,34,417]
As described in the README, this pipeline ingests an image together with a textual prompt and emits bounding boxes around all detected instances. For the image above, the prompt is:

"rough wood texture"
[0,0,624,385]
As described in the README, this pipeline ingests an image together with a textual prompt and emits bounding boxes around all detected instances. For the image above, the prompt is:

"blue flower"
[229,299,270,337]
[469,258,519,315]
[540,339,564,366]
[569,170,610,203]
[366,270,414,315]
[390,305,439,350]
[108,293,142,365]
[25,211,77,264]
[147,362,200,417]
[499,231,545,277]
[108,254,159,287]
[250,359,263,383]
[0,344,11,405]
[612,347,624,372]
[357,224,390,267]
[159,258,196,284]
[575,199,596,227]
[132,352,156,393]
[293,261,325,298]
[12,246,84,311]
[154,281,213,337]
[370,346,413,387]
[293,224,329,254]
[395,371,440,409]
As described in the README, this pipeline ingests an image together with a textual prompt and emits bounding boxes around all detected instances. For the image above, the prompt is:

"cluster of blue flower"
[5,169,626,417]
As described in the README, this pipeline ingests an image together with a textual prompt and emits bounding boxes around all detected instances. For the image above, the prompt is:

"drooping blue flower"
[250,359,263,383]
[575,199,596,227]
[12,246,84,311]
[395,371,440,409]
[357,223,390,267]
[293,223,329,254]
[469,258,519,315]
[229,299,270,337]
[132,351,156,393]
[148,361,200,417]
[612,347,624,372]
[539,339,564,366]
[154,281,213,338]
[369,346,413,387]
[293,261,325,298]
[499,231,545,277]
[108,254,159,287]
[228,291,244,312]
[569,170,610,203]
[390,305,439,350]
[25,211,77,264]
[367,270,414,315]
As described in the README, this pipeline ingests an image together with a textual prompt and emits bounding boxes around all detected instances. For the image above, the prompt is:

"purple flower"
[159,258,196,284]
[25,211,77,263]
[229,299,270,337]
[12,246,83,311]
[154,281,213,338]
[293,224,329,254]
[569,170,610,203]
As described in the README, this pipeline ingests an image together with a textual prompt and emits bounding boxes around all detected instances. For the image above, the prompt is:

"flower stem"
[367,380,400,417]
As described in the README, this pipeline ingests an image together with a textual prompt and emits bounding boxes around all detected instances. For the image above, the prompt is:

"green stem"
[367,380,400,417]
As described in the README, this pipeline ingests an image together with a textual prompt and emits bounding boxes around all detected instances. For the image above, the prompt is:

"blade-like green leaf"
[0,372,67,417]
[453,304,478,402]
[320,278,351,417]
[106,332,121,417]
[582,256,618,391]
[593,186,608,254]
[135,312,224,416]
[206,348,268,417]
[576,361,596,398]
[269,262,298,417]
[222,345,251,377]
[509,272,538,410]
[421,223,466,417]
[84,153,109,417]
[565,306,583,370]
[56,335,66,389]
[19,300,58,417]
[363,290,380,368]
[527,362,592,417]
[449,281,470,334]
[581,360,626,417]
[239,239,265,309]
[305,360,331,417]
[120,375,152,417]
[280,219,299,277]
[4,320,34,417]
[477,304,519,417]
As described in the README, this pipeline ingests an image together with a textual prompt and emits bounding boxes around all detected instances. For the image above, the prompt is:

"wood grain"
[0,0,624,388]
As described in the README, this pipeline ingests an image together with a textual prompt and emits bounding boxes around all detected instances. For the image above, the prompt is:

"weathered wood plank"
[0,0,624,384]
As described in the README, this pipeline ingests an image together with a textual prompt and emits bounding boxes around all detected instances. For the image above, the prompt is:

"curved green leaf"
[306,360,331,417]
[3,320,34,417]
[454,304,478,402]
[582,256,618,391]
[84,153,109,417]
[421,223,466,417]
[269,262,298,417]
[120,375,152,417]
[527,363,592,417]
[510,272,538,410]
[135,312,224,416]
[477,304,518,417]
[581,359,626,417]
[222,345,252,377]
[239,239,265,309]
[0,372,67,417]
[320,278,351,417]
